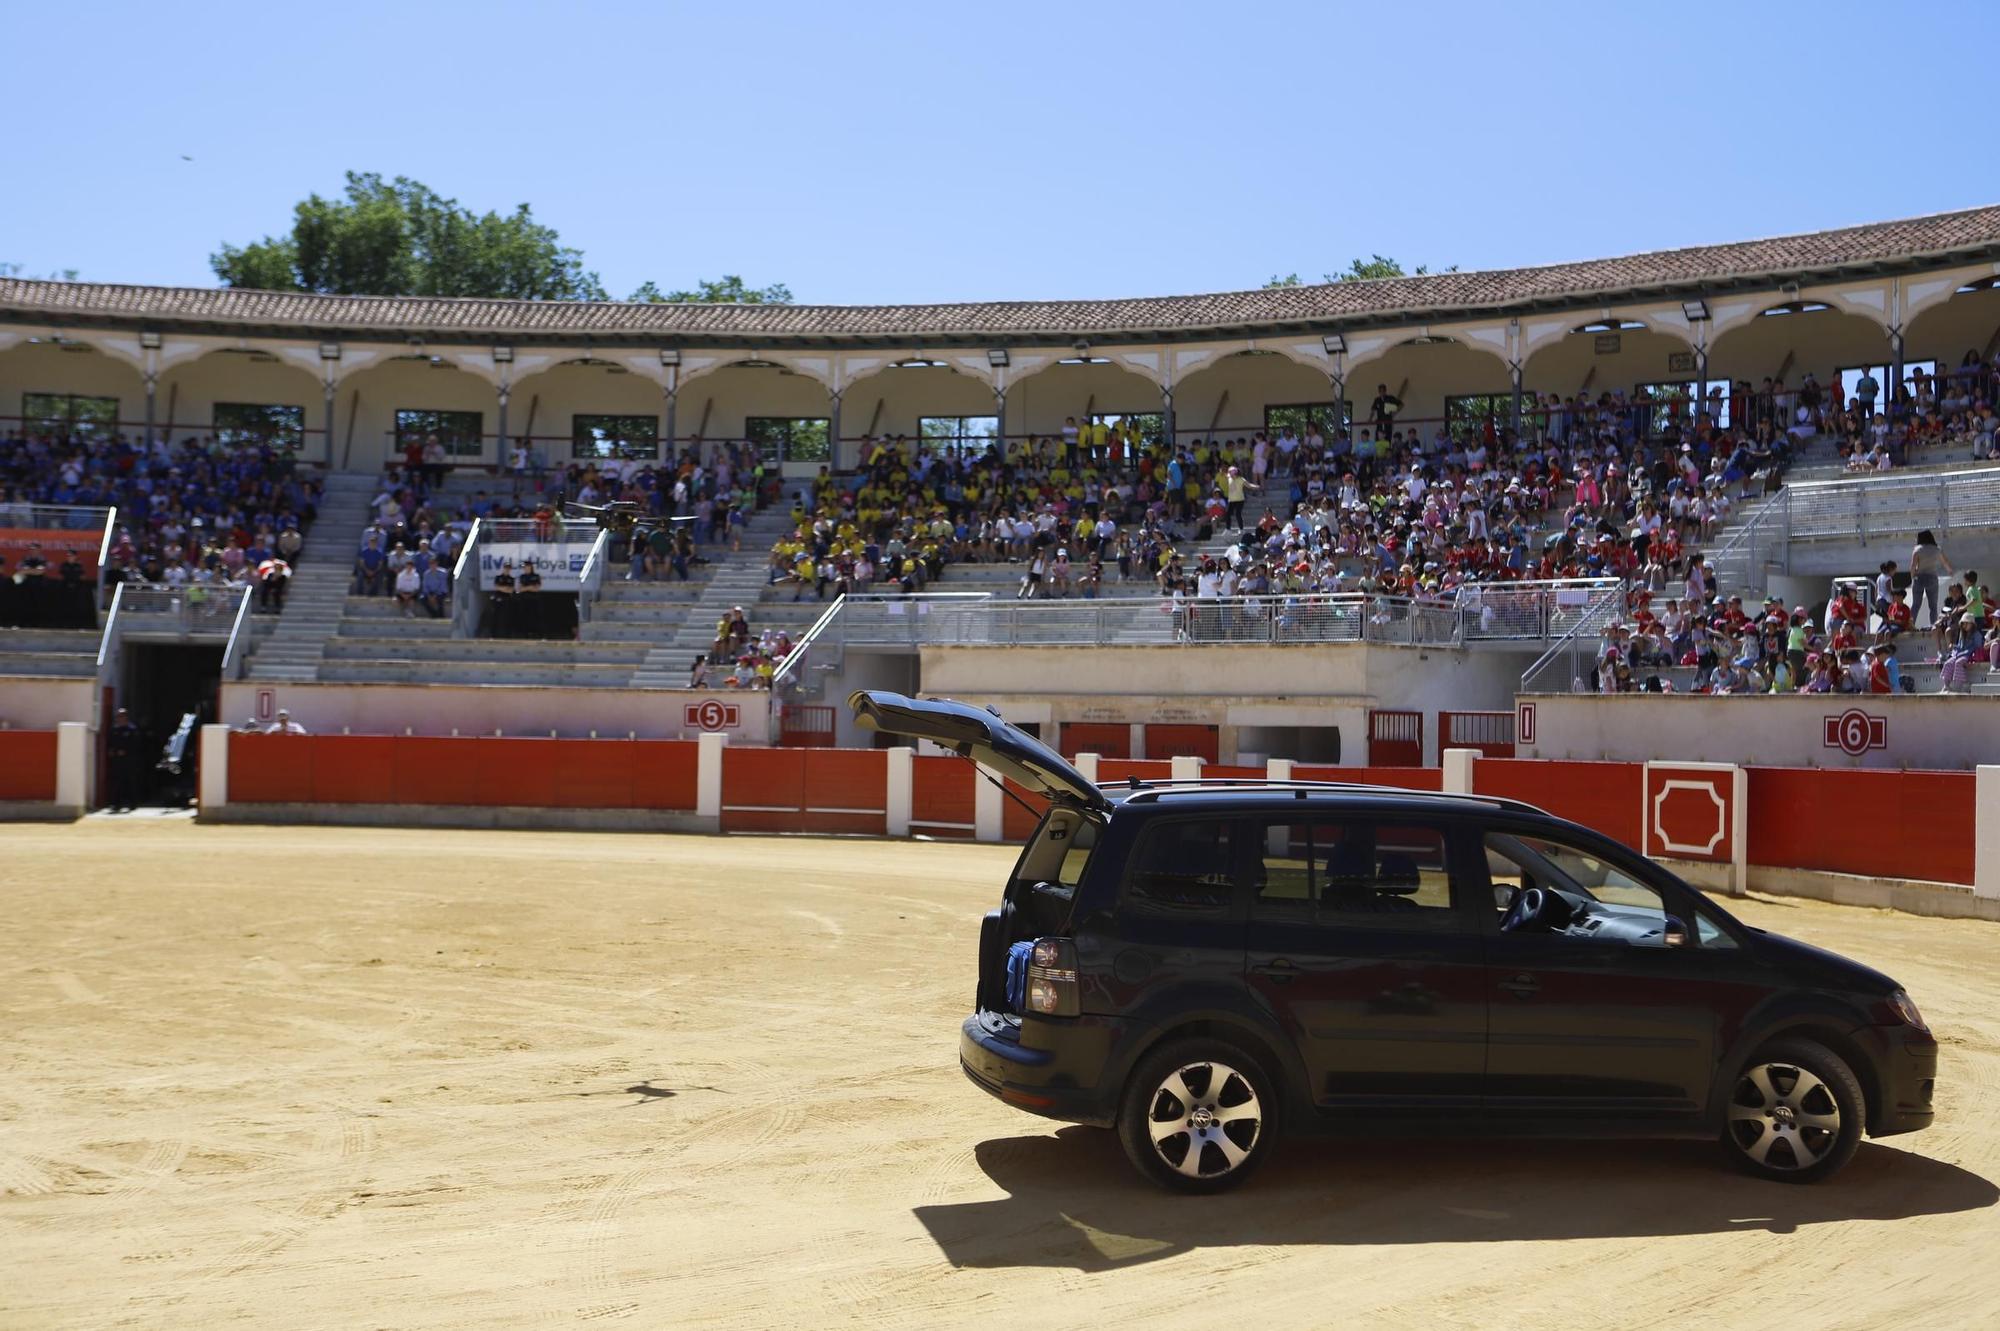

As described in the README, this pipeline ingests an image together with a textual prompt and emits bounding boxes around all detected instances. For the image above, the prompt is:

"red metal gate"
[1439,710,1515,758]
[778,704,835,747]
[1144,724,1218,763]
[1366,710,1424,767]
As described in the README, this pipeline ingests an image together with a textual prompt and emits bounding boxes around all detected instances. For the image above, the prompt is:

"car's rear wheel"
[1117,1039,1274,1193]
[1721,1037,1864,1183]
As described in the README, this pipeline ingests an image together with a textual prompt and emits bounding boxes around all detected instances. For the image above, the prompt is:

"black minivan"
[852,691,1939,1193]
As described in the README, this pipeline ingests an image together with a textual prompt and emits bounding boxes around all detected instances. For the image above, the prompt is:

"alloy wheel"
[1728,1061,1843,1171]
[1145,1061,1263,1179]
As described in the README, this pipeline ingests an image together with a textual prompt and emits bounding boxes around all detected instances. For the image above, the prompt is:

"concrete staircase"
[634,509,798,687]
[0,627,101,678]
[243,472,379,682]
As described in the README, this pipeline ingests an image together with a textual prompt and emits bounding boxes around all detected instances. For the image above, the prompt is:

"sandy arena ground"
[1,820,1996,1330]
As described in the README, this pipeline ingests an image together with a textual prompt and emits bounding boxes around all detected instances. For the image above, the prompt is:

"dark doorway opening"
[111,641,223,808]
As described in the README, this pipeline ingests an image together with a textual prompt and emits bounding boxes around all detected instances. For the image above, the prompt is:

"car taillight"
[1026,937,1080,1017]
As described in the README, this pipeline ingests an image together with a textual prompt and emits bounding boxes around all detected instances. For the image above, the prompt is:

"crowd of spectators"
[1587,531,1996,694]
[691,605,795,689]
[1,430,317,617]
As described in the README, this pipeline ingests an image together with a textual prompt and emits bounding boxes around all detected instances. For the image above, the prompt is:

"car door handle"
[1250,958,1296,983]
[1497,973,1540,999]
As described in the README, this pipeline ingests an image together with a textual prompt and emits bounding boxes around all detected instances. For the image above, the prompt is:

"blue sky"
[7,1,1997,305]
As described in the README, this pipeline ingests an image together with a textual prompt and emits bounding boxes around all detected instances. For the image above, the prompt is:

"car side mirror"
[1661,915,1689,948]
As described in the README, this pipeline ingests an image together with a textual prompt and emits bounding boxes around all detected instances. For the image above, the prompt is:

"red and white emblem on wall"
[1823,709,1887,757]
[1641,762,1746,892]
[1515,701,1537,746]
[685,699,740,732]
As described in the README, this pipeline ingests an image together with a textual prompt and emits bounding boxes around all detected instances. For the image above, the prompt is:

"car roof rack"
[1104,777,1550,818]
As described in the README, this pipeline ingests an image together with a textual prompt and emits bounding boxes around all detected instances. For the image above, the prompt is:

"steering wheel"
[1501,885,1548,933]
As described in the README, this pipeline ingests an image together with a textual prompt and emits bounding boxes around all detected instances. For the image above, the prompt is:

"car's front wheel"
[1117,1039,1275,1193]
[1721,1037,1865,1183]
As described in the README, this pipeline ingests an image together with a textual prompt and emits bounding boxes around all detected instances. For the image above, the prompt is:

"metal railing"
[575,528,612,626]
[1785,466,2000,544]
[816,582,1623,653]
[1704,488,1795,596]
[768,591,853,696]
[108,583,248,630]
[451,518,485,639]
[1519,588,1629,694]
[219,582,258,679]
[477,516,599,543]
[0,501,113,531]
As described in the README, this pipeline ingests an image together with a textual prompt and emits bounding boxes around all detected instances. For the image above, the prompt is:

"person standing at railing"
[1909,530,1952,628]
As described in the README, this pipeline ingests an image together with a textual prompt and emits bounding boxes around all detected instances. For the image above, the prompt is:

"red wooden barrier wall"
[800,748,889,835]
[1098,758,1172,784]
[229,734,699,811]
[1747,767,1974,886]
[1292,764,1445,792]
[1002,779,1050,840]
[911,754,976,837]
[1472,758,1644,848]
[1145,724,1219,762]
[212,737,1983,888]
[0,730,58,802]
[1060,723,1130,759]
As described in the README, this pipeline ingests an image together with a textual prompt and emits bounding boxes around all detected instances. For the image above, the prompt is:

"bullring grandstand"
[4,204,2000,907]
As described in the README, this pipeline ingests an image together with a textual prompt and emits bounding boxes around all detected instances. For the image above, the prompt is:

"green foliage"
[211,172,608,300]
[1262,258,1461,287]
[1328,255,1459,283]
[628,275,794,305]
[1,263,81,281]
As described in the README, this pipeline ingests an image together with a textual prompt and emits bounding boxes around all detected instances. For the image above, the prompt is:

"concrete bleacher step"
[0,628,102,680]
[335,618,455,639]
[324,637,651,665]
[318,660,644,687]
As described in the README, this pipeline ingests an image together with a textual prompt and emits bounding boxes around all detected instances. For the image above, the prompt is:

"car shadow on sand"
[914,1129,1998,1272]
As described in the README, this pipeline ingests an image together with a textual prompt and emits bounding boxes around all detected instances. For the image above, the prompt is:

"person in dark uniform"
[0,555,15,628]
[490,559,517,638]
[106,708,144,811]
[18,544,50,628]
[58,548,88,628]
[517,558,543,639]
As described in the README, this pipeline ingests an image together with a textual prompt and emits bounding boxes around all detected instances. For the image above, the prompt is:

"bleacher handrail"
[575,528,612,626]
[0,501,115,531]
[1519,588,1626,694]
[219,580,257,680]
[450,518,484,639]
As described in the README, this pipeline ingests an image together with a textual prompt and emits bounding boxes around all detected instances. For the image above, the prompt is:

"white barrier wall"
[217,681,773,744]
[1516,694,2000,770]
[0,678,97,729]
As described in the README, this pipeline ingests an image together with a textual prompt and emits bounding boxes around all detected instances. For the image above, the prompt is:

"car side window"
[1487,831,1732,948]
[1126,819,1236,914]
[1254,820,1462,929]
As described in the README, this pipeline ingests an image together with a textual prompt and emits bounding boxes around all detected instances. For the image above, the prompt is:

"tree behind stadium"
[211,171,791,305]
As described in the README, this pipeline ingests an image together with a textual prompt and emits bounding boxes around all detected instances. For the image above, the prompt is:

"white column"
[884,746,913,838]
[1074,752,1100,784]
[973,763,1004,842]
[55,721,92,813]
[1170,755,1204,782]
[1267,757,1295,782]
[1441,748,1479,795]
[1976,766,2000,899]
[1128,723,1146,759]
[198,723,230,813]
[695,730,726,821]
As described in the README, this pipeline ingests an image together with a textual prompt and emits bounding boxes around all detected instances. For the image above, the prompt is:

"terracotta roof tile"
[5,205,1998,343]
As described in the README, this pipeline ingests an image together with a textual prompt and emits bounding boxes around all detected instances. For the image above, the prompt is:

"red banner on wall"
[0,528,102,577]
